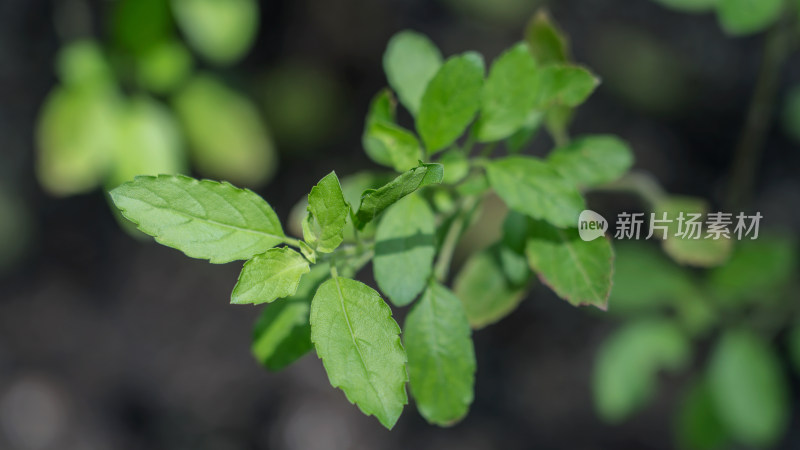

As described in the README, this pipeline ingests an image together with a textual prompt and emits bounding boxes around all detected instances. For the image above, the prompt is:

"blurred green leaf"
[593,319,691,423]
[487,156,585,228]
[652,0,719,13]
[781,85,800,144]
[310,277,408,429]
[136,40,193,94]
[374,195,436,306]
[36,85,120,196]
[525,220,613,309]
[0,186,33,271]
[251,263,329,371]
[172,0,259,64]
[717,0,783,35]
[365,122,424,173]
[675,378,729,450]
[708,236,797,305]
[547,135,634,188]
[354,163,443,229]
[534,65,599,109]
[383,31,443,116]
[505,111,543,152]
[438,149,470,184]
[405,282,476,425]
[454,244,527,329]
[474,43,539,142]
[108,96,187,188]
[174,74,276,187]
[524,10,569,64]
[57,40,114,86]
[653,197,733,268]
[417,53,485,153]
[232,247,310,305]
[499,211,533,286]
[112,0,171,55]
[304,172,350,253]
[110,175,284,263]
[708,329,789,447]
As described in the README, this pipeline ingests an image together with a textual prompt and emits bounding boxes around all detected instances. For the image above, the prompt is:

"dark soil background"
[1,0,799,449]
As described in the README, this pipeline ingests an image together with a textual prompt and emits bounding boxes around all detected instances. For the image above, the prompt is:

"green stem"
[725,15,795,210]
[434,196,478,282]
[283,236,303,248]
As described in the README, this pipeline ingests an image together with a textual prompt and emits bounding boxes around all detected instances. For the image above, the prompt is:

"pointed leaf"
[251,263,330,370]
[304,172,349,253]
[487,156,585,228]
[417,52,485,153]
[374,195,436,306]
[525,220,613,309]
[383,31,443,115]
[310,277,408,429]
[405,283,476,425]
[475,43,540,142]
[231,247,310,305]
[524,11,569,64]
[354,162,443,229]
[547,135,634,188]
[109,174,284,263]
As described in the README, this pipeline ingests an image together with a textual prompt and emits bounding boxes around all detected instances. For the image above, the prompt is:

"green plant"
[110,14,635,428]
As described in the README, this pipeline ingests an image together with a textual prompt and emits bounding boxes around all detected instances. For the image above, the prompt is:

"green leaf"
[593,319,690,423]
[374,195,436,306]
[107,96,187,188]
[525,220,613,309]
[438,148,470,184]
[417,52,485,153]
[505,111,543,153]
[500,211,534,286]
[708,236,797,305]
[136,40,193,94]
[354,163,443,229]
[454,245,527,329]
[383,31,443,116]
[717,0,783,36]
[231,247,310,305]
[310,277,408,429]
[171,0,259,64]
[174,75,277,187]
[675,378,729,450]
[547,135,634,187]
[487,156,585,228]
[364,121,424,172]
[474,43,539,142]
[57,40,114,86]
[112,0,171,55]
[36,84,120,196]
[708,329,790,447]
[304,172,350,253]
[524,10,569,64]
[109,175,285,263]
[782,85,800,144]
[535,65,599,109]
[653,197,733,268]
[405,283,476,425]
[251,263,330,370]
[652,0,718,13]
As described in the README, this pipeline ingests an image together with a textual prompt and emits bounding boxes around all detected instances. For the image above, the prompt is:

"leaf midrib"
[555,228,603,302]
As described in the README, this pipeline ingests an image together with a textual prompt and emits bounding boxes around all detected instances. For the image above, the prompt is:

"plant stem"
[434,196,478,282]
[594,170,667,209]
[725,16,795,210]
[283,236,303,248]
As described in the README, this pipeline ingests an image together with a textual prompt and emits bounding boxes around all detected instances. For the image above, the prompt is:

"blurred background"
[1,0,800,449]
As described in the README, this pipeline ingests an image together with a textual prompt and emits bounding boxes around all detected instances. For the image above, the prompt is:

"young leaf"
[474,43,539,142]
[354,162,443,229]
[383,31,443,116]
[524,10,569,64]
[534,65,599,109]
[708,329,790,447]
[547,135,634,188]
[454,245,527,329]
[304,172,350,253]
[231,247,310,305]
[171,0,259,65]
[251,263,330,370]
[374,195,436,306]
[593,319,691,423]
[487,156,585,228]
[417,52,485,153]
[109,174,285,263]
[525,220,613,309]
[364,122,424,172]
[310,277,408,429]
[174,74,276,187]
[717,0,783,36]
[405,283,476,426]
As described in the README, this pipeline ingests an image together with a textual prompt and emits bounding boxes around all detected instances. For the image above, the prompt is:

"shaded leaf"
[717,0,782,36]
[354,163,443,229]
[110,175,284,263]
[675,378,729,450]
[524,10,569,64]
[310,277,408,429]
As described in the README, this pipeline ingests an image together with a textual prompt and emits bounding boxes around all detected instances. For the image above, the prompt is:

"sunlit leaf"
[383,31,443,116]
[232,247,310,305]
[304,172,350,253]
[547,135,634,188]
[354,163,443,229]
